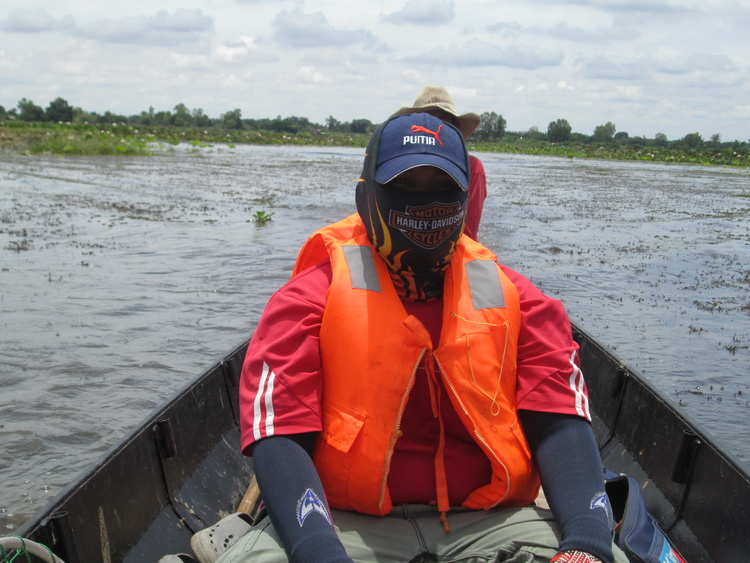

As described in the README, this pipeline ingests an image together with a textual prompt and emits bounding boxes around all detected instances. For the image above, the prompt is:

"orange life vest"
[305,218,539,515]
[292,213,364,277]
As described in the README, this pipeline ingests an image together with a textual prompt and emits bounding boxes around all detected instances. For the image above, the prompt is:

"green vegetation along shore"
[1,121,748,167]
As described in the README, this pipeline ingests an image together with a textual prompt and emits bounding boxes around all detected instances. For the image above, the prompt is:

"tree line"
[1,97,745,149]
[1,98,374,136]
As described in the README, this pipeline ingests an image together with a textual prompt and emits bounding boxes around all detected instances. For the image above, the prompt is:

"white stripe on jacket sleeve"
[253,362,277,441]
[568,350,591,420]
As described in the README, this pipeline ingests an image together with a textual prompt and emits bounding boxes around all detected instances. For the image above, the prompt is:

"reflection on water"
[1,145,748,529]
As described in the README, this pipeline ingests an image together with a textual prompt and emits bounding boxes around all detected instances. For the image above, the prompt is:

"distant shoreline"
[1,121,748,167]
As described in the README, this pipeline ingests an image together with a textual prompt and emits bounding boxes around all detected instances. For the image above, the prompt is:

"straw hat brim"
[390,105,480,139]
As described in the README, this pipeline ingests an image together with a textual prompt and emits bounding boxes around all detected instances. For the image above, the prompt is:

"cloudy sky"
[1,0,748,141]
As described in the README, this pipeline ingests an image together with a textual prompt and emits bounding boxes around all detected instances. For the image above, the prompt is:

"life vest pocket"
[313,400,370,511]
[320,399,366,454]
[452,317,512,414]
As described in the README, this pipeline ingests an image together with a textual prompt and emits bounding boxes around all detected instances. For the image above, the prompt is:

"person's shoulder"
[469,154,485,170]
[288,260,333,289]
[293,215,364,275]
[269,260,332,309]
[496,264,548,299]
[497,263,527,283]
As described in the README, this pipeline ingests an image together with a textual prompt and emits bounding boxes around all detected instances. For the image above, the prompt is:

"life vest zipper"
[433,352,511,507]
[378,348,424,511]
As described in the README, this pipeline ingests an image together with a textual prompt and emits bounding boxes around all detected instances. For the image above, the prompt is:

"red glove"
[550,551,603,563]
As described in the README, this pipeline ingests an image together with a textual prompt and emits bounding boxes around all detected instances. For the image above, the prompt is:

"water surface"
[1,145,748,530]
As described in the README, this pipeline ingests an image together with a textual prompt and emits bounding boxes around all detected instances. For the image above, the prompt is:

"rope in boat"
[0,536,65,563]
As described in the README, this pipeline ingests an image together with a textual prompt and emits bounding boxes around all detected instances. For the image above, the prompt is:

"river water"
[1,144,748,531]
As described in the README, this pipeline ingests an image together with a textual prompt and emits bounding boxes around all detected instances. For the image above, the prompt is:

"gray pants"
[217,504,629,562]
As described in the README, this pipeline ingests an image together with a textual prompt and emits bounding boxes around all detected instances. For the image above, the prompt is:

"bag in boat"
[604,469,686,563]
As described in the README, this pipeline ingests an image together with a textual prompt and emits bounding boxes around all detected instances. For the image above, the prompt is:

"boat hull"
[15,326,750,562]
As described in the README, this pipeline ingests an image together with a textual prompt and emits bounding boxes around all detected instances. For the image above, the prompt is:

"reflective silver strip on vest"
[342,245,381,292]
[466,259,505,309]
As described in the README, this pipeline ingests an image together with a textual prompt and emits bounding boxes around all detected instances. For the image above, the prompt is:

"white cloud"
[271,8,378,48]
[652,51,737,75]
[297,66,326,83]
[547,21,633,43]
[407,41,564,70]
[577,55,648,81]
[214,36,265,64]
[76,9,213,46]
[221,74,247,89]
[530,0,690,13]
[381,0,455,25]
[486,21,523,38]
[1,8,75,32]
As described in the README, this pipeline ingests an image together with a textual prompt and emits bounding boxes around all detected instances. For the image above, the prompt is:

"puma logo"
[408,124,444,146]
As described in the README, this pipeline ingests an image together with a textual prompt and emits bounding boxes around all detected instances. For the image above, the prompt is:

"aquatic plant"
[252,210,275,225]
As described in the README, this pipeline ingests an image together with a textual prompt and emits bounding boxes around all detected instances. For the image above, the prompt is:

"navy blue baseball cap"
[374,113,469,191]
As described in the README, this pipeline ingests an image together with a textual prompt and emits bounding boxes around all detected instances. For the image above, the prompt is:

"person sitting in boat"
[219,113,628,563]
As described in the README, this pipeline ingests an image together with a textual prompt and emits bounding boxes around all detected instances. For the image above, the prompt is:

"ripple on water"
[1,147,748,529]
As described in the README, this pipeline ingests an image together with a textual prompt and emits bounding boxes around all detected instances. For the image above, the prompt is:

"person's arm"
[499,261,613,561]
[239,263,332,455]
[519,410,613,563]
[240,263,352,560]
[251,434,352,562]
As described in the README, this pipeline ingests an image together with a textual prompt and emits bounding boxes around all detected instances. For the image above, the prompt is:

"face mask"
[360,181,467,300]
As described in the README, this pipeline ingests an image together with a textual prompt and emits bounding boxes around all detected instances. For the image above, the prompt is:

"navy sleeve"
[519,410,614,563]
[251,435,353,563]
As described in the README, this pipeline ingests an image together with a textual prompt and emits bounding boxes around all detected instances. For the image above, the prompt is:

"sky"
[1,0,749,142]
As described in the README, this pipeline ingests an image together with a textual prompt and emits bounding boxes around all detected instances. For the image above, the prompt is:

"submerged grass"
[0,121,366,157]
[2,121,748,167]
[468,139,750,167]
[0,122,156,155]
